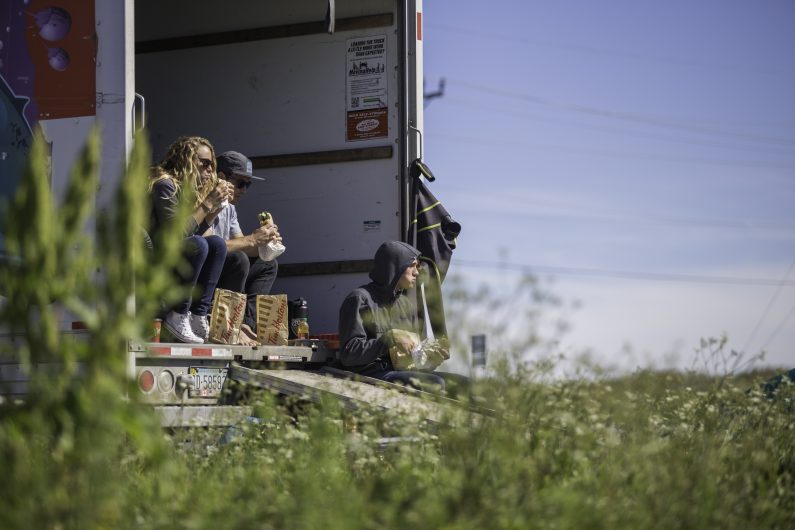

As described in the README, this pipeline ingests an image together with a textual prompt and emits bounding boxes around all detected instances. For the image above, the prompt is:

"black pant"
[216,250,278,330]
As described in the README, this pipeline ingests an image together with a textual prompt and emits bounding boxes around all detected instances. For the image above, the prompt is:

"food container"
[257,210,285,261]
[258,240,285,261]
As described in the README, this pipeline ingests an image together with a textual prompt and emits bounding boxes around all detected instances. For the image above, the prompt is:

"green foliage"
[0,129,180,529]
[0,135,793,529]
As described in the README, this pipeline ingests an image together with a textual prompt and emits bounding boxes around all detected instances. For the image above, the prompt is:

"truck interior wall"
[135,0,404,335]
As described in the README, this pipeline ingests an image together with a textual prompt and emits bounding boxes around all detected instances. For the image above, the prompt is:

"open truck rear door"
[134,0,426,334]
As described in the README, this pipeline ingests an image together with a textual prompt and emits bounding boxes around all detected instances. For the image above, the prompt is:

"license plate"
[189,367,228,398]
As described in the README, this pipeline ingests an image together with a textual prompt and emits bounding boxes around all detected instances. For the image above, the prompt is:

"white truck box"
[1,0,428,413]
[2,0,425,334]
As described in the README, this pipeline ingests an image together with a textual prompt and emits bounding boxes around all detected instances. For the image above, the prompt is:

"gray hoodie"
[338,241,421,372]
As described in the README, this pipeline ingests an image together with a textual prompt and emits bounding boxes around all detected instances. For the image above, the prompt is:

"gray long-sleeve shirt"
[338,241,421,371]
[149,178,209,243]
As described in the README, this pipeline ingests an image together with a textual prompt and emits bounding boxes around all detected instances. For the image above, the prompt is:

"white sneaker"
[189,313,210,341]
[164,311,204,344]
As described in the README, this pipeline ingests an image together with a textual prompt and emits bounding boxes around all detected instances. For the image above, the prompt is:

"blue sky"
[423,0,795,370]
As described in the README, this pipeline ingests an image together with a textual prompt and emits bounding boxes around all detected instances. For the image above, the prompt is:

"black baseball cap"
[216,151,265,181]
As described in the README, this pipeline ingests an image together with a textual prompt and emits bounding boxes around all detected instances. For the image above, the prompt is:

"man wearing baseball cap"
[205,150,282,345]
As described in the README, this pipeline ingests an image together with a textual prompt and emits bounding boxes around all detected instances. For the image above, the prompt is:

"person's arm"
[192,181,232,232]
[152,179,208,237]
[225,226,282,257]
[338,293,388,368]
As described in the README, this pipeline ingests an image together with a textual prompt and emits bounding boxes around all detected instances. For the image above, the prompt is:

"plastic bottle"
[296,318,309,340]
[290,297,309,339]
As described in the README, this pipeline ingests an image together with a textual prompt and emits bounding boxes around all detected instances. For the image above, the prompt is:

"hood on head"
[369,241,421,292]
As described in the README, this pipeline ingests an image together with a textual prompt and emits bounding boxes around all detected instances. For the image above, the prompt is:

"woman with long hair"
[149,136,233,343]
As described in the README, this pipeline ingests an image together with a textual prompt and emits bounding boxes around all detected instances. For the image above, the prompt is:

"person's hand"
[249,224,281,246]
[204,180,234,209]
[384,329,419,354]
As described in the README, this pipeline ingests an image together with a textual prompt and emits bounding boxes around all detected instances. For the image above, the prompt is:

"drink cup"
[151,319,162,342]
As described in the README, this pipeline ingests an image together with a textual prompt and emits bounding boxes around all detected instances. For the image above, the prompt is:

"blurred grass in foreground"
[0,133,793,529]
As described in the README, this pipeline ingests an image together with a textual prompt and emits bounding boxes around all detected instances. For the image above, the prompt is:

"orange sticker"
[346,109,388,141]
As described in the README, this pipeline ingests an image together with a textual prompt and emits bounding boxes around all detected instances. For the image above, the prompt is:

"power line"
[441,96,795,159]
[454,259,795,287]
[758,303,795,352]
[452,197,795,233]
[448,79,795,148]
[426,23,788,77]
[432,133,795,172]
[740,257,795,354]
[476,195,795,231]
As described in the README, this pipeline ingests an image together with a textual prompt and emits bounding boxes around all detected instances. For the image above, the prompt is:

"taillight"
[138,369,155,393]
[157,370,175,393]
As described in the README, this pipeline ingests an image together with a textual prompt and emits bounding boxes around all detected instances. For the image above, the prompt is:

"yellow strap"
[417,201,441,215]
[412,201,442,226]
[417,223,441,233]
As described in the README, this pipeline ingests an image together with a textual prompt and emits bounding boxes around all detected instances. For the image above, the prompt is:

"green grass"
[127,371,794,529]
[0,132,792,529]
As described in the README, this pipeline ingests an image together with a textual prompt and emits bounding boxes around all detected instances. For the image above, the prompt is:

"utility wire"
[454,259,795,287]
[453,193,795,231]
[758,303,795,353]
[453,199,795,233]
[448,79,795,148]
[432,133,795,172]
[426,23,788,77]
[740,257,795,354]
[442,96,795,159]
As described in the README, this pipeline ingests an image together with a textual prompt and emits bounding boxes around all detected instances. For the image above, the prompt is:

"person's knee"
[185,235,209,259]
[262,258,278,281]
[226,250,250,276]
[205,235,227,259]
[256,257,278,275]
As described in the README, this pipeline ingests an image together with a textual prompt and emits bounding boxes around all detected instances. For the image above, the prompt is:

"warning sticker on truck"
[346,35,388,141]
[347,109,388,140]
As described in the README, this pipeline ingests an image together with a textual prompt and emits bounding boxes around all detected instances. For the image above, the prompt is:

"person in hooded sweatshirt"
[338,241,446,390]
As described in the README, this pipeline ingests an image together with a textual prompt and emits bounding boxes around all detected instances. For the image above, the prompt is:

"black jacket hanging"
[412,175,461,339]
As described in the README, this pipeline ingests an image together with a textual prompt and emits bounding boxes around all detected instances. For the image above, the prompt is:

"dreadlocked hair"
[149,136,218,207]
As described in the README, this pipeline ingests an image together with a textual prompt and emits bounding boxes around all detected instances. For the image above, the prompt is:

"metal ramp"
[226,363,470,426]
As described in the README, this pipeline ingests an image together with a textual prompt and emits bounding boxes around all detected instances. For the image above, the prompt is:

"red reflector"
[417,12,422,40]
[138,369,155,392]
[71,321,87,330]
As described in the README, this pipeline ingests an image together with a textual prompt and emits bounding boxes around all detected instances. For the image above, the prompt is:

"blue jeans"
[175,235,227,316]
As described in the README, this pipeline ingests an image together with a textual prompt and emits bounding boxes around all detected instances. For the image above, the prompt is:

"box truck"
[1,0,451,422]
